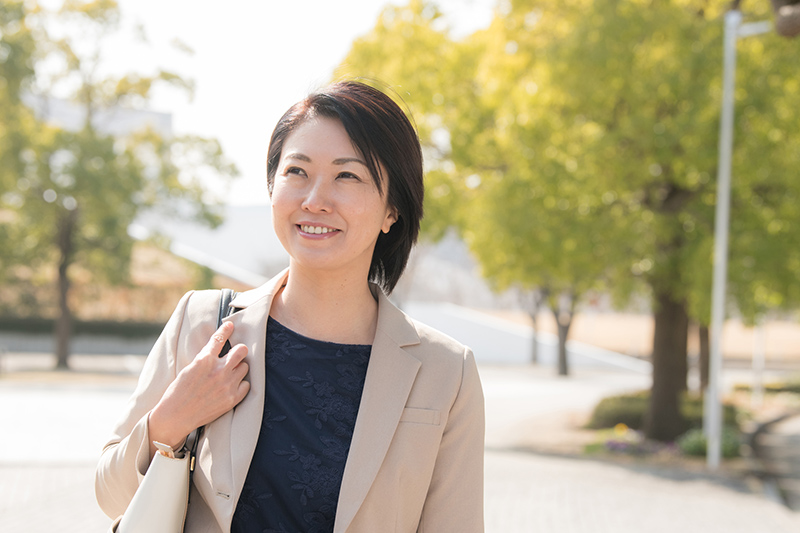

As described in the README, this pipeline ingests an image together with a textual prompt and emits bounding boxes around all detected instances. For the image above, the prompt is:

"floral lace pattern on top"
[231,317,371,533]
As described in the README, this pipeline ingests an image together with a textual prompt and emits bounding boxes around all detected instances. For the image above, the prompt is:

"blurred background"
[2,0,800,531]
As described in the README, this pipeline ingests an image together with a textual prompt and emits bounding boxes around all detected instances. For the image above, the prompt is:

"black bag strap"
[217,288,238,358]
[188,288,239,479]
[218,288,237,327]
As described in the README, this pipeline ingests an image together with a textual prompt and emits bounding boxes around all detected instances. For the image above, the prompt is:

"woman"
[96,81,485,533]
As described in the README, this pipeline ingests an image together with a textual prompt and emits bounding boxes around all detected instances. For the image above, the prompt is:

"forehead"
[281,116,363,161]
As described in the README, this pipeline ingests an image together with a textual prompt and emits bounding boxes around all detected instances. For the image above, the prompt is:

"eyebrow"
[285,152,367,166]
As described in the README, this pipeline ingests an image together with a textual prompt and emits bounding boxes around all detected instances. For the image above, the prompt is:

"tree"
[1,1,38,271]
[481,0,800,439]
[517,287,546,364]
[339,0,800,439]
[532,0,727,439]
[0,1,238,368]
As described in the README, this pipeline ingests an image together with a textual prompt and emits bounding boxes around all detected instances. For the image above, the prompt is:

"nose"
[301,177,333,213]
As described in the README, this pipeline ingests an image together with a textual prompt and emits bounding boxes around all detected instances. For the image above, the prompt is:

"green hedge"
[586,390,739,432]
[586,391,650,429]
[0,317,163,338]
[734,380,800,394]
[677,428,741,458]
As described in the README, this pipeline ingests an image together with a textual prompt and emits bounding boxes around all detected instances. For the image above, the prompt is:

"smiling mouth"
[299,224,340,235]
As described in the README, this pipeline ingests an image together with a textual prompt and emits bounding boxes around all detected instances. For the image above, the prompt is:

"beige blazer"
[96,270,485,533]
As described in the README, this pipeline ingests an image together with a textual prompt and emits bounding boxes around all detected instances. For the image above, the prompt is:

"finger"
[231,361,249,382]
[235,380,251,403]
[205,321,234,357]
[224,343,249,366]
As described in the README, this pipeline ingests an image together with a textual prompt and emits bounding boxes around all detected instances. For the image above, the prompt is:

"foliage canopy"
[338,0,800,437]
[0,0,238,365]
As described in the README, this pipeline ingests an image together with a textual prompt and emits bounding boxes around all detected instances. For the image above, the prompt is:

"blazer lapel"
[334,289,421,533]
[220,270,289,504]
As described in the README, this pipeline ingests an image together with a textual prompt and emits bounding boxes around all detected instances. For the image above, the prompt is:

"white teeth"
[301,225,335,234]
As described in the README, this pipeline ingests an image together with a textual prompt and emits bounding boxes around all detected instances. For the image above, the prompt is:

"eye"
[284,166,306,177]
[337,171,362,181]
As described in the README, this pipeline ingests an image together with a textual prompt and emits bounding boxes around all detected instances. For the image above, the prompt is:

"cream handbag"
[114,289,238,533]
[116,438,197,533]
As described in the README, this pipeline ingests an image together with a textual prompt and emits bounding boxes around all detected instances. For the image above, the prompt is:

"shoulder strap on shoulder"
[217,288,238,327]
[217,288,239,357]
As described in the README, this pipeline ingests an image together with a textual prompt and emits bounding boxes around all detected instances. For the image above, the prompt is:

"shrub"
[734,379,800,394]
[677,428,741,458]
[586,390,738,432]
[769,381,800,394]
[584,424,680,457]
[0,316,163,338]
[585,391,649,430]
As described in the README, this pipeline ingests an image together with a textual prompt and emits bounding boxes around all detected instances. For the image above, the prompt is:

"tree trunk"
[55,208,78,370]
[549,291,575,377]
[528,311,539,364]
[556,319,570,376]
[699,324,710,392]
[518,287,546,365]
[644,290,689,441]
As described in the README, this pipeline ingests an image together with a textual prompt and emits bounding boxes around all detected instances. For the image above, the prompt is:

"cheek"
[270,181,293,211]
[352,200,387,233]
[270,187,293,231]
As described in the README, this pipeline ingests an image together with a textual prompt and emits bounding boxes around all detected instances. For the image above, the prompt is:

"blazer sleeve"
[94,290,194,519]
[418,347,485,532]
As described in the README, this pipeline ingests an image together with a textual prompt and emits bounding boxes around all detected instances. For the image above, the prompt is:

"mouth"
[298,224,340,235]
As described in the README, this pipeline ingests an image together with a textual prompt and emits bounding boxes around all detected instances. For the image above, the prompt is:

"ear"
[381,206,398,234]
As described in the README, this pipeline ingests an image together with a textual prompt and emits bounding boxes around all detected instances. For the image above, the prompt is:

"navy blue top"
[230,317,371,533]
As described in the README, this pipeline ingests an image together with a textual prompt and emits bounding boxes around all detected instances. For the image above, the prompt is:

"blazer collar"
[229,268,289,309]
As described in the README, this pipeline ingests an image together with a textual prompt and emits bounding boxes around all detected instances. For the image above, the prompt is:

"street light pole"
[707,10,771,470]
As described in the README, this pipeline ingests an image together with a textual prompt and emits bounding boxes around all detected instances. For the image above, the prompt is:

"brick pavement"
[1,354,799,532]
[0,464,110,533]
[752,413,800,511]
[484,450,800,533]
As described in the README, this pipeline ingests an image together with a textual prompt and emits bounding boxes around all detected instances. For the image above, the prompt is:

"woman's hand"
[147,321,250,456]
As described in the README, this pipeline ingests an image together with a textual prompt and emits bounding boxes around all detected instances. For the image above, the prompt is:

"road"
[1,355,799,532]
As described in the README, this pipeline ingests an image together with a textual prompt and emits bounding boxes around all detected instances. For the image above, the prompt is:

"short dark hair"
[266,81,424,294]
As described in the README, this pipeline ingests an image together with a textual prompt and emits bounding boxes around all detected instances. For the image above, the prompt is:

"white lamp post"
[707,10,771,470]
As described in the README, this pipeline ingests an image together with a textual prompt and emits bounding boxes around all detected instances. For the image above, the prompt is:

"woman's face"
[271,116,397,278]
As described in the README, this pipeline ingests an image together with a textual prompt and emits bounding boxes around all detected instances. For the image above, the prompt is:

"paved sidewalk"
[1,354,799,532]
[752,413,800,510]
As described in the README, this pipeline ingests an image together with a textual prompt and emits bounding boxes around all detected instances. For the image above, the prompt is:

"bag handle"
[217,288,237,358]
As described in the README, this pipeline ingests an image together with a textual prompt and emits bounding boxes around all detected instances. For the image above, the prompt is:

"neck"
[270,263,380,345]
